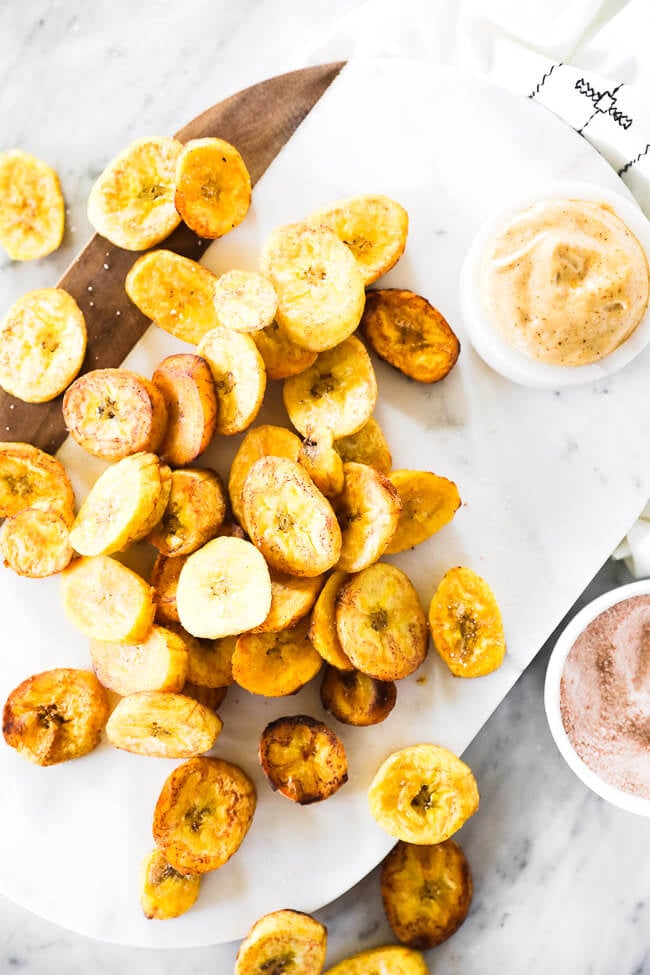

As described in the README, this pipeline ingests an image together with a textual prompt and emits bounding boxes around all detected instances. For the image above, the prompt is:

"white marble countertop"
[2,2,650,973]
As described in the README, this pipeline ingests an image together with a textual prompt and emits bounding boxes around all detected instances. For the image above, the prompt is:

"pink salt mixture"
[560,594,650,799]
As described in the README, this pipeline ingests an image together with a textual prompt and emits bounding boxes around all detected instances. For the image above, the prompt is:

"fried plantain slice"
[182,682,228,711]
[333,416,392,475]
[139,848,201,921]
[298,428,344,498]
[0,289,86,403]
[87,136,182,250]
[148,468,226,557]
[336,563,428,681]
[90,624,189,696]
[196,326,266,435]
[428,566,506,678]
[183,630,236,688]
[153,756,256,874]
[236,909,327,975]
[61,555,155,643]
[69,452,171,557]
[0,506,73,578]
[334,462,402,573]
[232,618,323,697]
[283,336,377,439]
[228,425,302,529]
[3,668,109,766]
[63,368,168,461]
[308,570,354,671]
[386,470,461,555]
[177,536,272,639]
[253,567,324,634]
[0,441,74,521]
[259,715,347,804]
[320,666,396,727]
[214,270,278,333]
[125,249,219,344]
[106,690,222,758]
[252,320,318,380]
[0,150,64,261]
[174,137,251,239]
[361,289,460,384]
[308,194,408,286]
[261,224,365,352]
[150,552,186,625]
[323,945,428,975]
[242,457,341,577]
[152,354,218,467]
[368,744,479,844]
[381,839,473,949]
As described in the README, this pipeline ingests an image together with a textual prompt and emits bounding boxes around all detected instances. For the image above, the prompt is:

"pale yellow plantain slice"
[214,270,278,333]
[2,668,109,766]
[261,224,365,352]
[106,690,222,758]
[174,137,251,239]
[152,353,218,467]
[308,194,408,285]
[153,756,256,874]
[253,567,324,633]
[298,428,344,498]
[368,744,479,844]
[63,368,168,461]
[308,570,354,671]
[324,945,428,975]
[252,320,317,380]
[0,507,73,578]
[148,468,226,557]
[182,682,228,711]
[196,326,266,435]
[232,618,323,697]
[176,536,271,639]
[90,624,189,696]
[150,553,186,625]
[428,566,506,678]
[0,289,86,403]
[0,441,75,521]
[87,136,182,250]
[259,714,348,804]
[381,839,473,949]
[139,849,201,921]
[334,417,392,475]
[334,462,402,573]
[61,555,155,643]
[228,425,302,529]
[125,249,219,344]
[242,456,341,577]
[386,471,461,555]
[320,666,396,727]
[336,563,428,681]
[69,452,170,557]
[0,150,64,261]
[235,910,327,975]
[283,336,377,439]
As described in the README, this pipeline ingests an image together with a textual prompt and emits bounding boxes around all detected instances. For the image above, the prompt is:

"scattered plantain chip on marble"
[320,667,396,727]
[0,441,75,521]
[235,909,327,975]
[106,690,222,759]
[0,507,73,578]
[0,149,65,261]
[386,470,461,554]
[139,849,201,921]
[428,566,506,678]
[324,945,429,975]
[259,714,348,804]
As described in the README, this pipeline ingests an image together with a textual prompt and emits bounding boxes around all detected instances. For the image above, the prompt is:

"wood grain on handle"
[0,62,345,455]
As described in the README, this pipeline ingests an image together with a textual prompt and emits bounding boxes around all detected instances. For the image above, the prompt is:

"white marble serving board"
[1,59,650,949]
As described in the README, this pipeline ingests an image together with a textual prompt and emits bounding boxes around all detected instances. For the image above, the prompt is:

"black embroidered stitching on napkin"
[528,62,562,99]
[575,79,632,131]
[619,143,650,176]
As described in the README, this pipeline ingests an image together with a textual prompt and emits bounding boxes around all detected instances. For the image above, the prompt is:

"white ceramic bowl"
[460,181,650,388]
[544,579,650,816]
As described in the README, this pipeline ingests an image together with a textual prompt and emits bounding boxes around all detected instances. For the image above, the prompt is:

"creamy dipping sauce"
[482,199,650,366]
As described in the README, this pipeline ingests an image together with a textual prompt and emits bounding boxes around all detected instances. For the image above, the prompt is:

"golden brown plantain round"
[62,368,168,461]
[298,428,345,498]
[0,149,64,261]
[428,566,506,678]
[150,552,187,625]
[235,909,327,975]
[252,320,318,380]
[106,690,222,758]
[233,618,323,697]
[196,325,266,436]
[180,629,236,689]
[2,668,109,766]
[0,507,73,577]
[228,425,302,530]
[320,666,396,727]
[323,945,428,975]
[61,555,155,643]
[0,289,86,403]
[308,570,354,671]
[381,838,473,949]
[152,755,256,874]
[152,353,218,467]
[335,562,428,681]
[368,743,479,844]
[182,682,228,711]
[0,441,75,521]
[334,462,402,573]
[259,714,348,804]
[242,456,341,577]
[174,137,251,239]
[386,470,461,555]
[90,624,189,697]
[213,270,277,333]
[361,289,460,384]
[253,567,324,633]
[148,468,226,557]
[139,848,201,921]
[334,416,392,475]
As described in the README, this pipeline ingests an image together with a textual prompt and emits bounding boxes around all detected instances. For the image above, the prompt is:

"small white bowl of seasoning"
[460,181,650,388]
[544,579,650,816]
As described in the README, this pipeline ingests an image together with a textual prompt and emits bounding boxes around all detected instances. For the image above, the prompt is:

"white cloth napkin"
[308,0,650,577]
